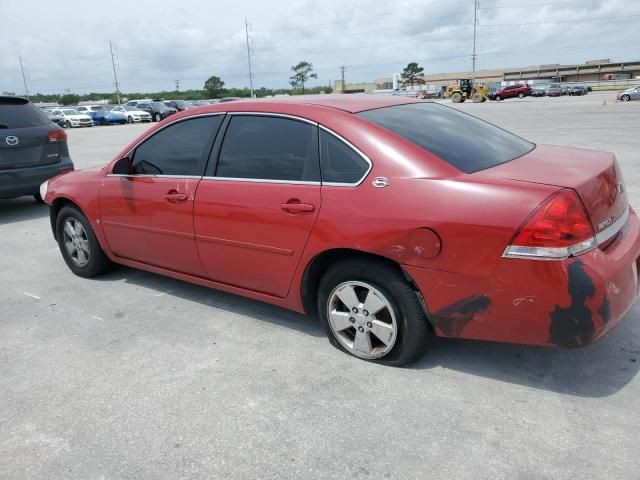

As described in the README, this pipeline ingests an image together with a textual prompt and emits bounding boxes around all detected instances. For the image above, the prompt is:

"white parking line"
[20,292,41,300]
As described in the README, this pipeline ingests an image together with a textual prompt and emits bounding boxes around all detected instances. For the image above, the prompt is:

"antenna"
[109,40,121,104]
[19,56,29,99]
[471,0,479,86]
[245,18,254,98]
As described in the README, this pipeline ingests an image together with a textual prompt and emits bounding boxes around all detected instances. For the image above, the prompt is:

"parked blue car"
[75,106,126,125]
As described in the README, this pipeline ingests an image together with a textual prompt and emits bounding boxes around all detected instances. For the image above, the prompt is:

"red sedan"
[41,95,639,365]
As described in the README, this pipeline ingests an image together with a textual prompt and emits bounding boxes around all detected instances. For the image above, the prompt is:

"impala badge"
[372,177,390,188]
[598,216,615,231]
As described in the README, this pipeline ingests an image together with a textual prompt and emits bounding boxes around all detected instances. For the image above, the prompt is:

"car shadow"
[94,266,324,338]
[0,197,49,225]
[93,264,638,397]
[412,310,640,398]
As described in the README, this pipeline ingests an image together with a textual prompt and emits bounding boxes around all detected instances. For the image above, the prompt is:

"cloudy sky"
[1,0,638,95]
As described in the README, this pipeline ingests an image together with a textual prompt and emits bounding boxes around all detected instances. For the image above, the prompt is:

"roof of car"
[217,94,420,114]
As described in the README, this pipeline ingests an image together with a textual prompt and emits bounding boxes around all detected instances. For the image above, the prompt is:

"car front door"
[194,114,321,297]
[99,114,224,275]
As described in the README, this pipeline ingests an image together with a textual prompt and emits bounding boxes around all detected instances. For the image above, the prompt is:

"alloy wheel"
[327,281,398,359]
[62,217,90,267]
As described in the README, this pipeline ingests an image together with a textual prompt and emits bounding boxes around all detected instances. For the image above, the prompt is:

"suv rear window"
[357,103,534,173]
[0,97,50,128]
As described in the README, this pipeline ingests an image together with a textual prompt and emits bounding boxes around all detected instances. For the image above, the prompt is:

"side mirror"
[113,156,133,175]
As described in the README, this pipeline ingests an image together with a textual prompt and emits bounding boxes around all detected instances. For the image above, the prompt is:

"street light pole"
[19,56,29,99]
[245,18,254,98]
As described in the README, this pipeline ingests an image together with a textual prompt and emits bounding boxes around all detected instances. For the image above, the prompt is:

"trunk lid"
[0,125,61,170]
[477,144,628,238]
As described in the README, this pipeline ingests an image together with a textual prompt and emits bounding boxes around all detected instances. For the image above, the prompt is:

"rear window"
[0,98,50,128]
[357,103,534,173]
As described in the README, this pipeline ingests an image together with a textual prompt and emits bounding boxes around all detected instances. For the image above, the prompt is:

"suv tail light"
[503,189,597,260]
[48,129,67,143]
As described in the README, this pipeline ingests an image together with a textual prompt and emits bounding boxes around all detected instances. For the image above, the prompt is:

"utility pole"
[109,40,121,104]
[471,0,479,86]
[339,65,346,93]
[19,56,29,99]
[245,18,254,98]
[175,80,180,91]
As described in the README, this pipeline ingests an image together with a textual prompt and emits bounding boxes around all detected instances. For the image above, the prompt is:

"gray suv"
[0,96,74,202]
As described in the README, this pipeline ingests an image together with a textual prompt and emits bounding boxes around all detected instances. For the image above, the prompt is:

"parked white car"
[51,109,93,128]
[75,105,108,115]
[110,105,152,123]
[125,99,153,107]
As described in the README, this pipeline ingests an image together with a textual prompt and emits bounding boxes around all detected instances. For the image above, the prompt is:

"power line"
[479,0,582,8]
[472,0,478,85]
[481,13,640,26]
[340,65,346,90]
[18,56,29,99]
[109,40,121,104]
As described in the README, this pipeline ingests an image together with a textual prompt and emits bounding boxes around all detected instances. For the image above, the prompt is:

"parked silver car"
[617,86,640,101]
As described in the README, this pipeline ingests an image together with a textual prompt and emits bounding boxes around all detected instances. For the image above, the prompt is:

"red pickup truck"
[489,84,531,101]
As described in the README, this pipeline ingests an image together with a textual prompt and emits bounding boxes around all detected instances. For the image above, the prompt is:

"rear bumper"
[405,208,640,347]
[0,157,74,198]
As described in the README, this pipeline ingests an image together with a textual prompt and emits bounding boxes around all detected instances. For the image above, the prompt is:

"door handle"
[281,202,315,213]
[163,191,188,202]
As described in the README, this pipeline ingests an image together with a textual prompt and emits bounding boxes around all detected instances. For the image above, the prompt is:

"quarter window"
[131,116,223,176]
[216,115,320,182]
[319,130,370,184]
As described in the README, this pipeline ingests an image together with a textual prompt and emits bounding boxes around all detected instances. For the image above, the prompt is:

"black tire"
[33,193,44,203]
[621,94,630,102]
[127,116,133,123]
[56,205,112,278]
[64,120,71,128]
[317,259,431,366]
[495,95,501,101]
[518,92,524,99]
[154,113,161,122]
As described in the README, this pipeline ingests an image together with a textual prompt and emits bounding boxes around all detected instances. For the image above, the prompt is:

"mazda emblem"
[5,136,19,146]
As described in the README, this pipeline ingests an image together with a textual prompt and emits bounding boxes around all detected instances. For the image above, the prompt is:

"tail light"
[48,129,67,143]
[503,189,597,260]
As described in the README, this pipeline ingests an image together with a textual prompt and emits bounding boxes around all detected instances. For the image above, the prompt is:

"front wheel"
[64,121,71,128]
[518,92,524,99]
[56,205,112,278]
[495,95,501,101]
[318,259,430,366]
[154,113,161,122]
[127,116,133,123]
[621,94,631,102]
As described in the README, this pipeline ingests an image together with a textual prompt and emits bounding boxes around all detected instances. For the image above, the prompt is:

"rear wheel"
[56,205,112,278]
[450,92,463,103]
[64,120,71,128]
[127,116,133,123]
[318,259,430,366]
[518,92,524,99]
[621,94,631,102]
[495,95,501,101]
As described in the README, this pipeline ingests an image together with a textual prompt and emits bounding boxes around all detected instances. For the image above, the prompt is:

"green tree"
[59,94,80,106]
[400,62,425,87]
[203,75,225,98]
[289,61,317,94]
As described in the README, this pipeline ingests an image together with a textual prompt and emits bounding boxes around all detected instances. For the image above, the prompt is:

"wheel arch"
[49,197,86,241]
[299,248,431,326]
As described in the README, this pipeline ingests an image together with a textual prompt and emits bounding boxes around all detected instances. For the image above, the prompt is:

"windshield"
[358,103,534,173]
[124,106,138,111]
[62,109,79,115]
[150,102,166,108]
[0,99,50,128]
[90,106,105,111]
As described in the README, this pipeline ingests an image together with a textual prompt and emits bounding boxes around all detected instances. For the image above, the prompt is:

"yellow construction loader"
[444,79,489,103]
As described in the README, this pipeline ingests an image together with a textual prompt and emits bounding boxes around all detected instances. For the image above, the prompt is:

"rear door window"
[216,115,320,182]
[0,98,49,128]
[131,116,223,176]
[320,130,370,184]
[358,103,534,173]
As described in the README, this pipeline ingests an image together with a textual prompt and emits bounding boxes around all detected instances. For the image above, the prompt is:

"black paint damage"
[549,260,596,348]
[599,295,611,325]
[432,295,491,336]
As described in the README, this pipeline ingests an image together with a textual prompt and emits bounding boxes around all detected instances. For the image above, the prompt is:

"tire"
[450,92,463,103]
[154,113,161,122]
[621,94,630,102]
[127,116,133,123]
[33,193,44,203]
[56,205,112,278]
[518,92,524,99]
[317,259,431,366]
[471,92,483,103]
[495,95,501,101]
[64,121,71,129]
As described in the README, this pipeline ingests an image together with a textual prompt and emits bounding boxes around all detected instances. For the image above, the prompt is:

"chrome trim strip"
[201,176,320,186]
[106,174,202,179]
[195,234,294,256]
[318,125,373,187]
[228,111,318,126]
[596,207,629,245]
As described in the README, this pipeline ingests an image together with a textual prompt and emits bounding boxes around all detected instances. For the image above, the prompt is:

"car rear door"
[194,114,321,298]
[0,98,61,171]
[99,114,224,275]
